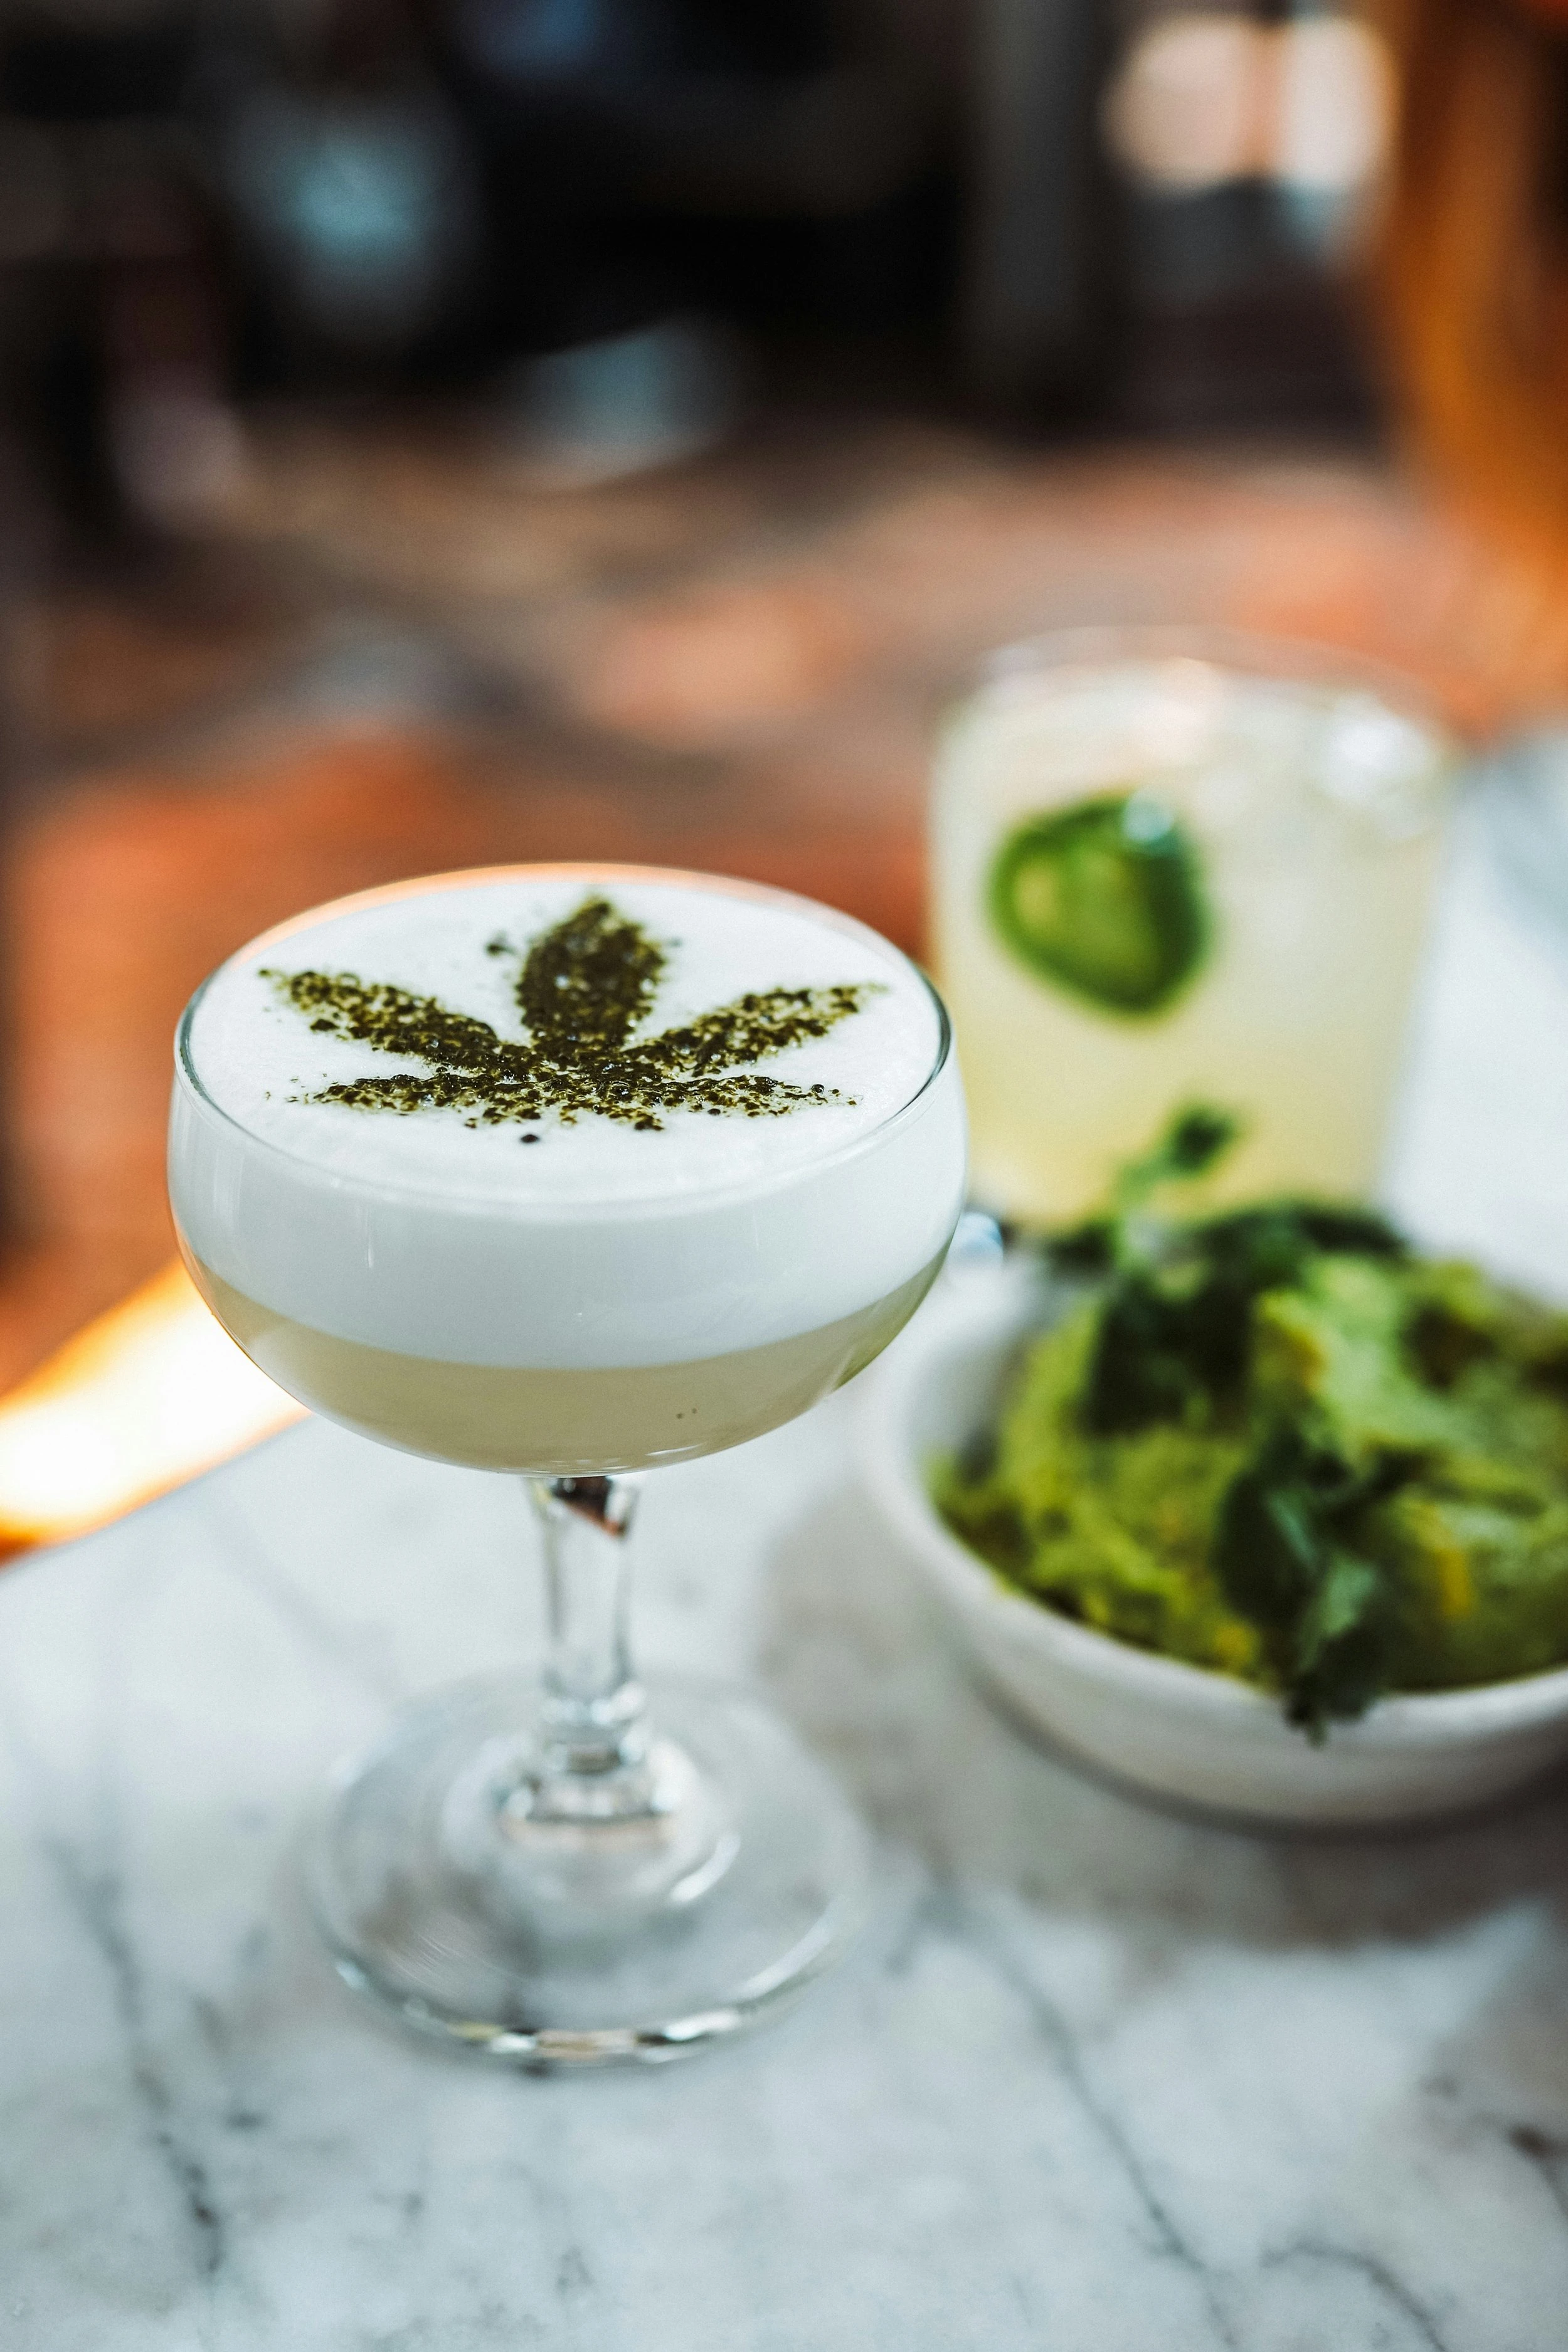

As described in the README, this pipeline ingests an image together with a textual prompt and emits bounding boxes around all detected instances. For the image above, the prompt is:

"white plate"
[859,1261,1568,1826]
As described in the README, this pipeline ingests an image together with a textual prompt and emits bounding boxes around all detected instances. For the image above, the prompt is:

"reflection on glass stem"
[522,1474,651,1816]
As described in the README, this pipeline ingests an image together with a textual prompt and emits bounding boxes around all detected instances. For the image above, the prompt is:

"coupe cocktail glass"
[169,864,966,2063]
[931,629,1455,1224]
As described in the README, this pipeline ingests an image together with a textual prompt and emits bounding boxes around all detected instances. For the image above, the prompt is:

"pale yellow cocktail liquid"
[931,646,1453,1224]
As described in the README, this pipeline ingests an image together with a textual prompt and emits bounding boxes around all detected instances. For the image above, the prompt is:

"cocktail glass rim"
[173,859,953,1214]
[169,857,968,2065]
[961,620,1461,770]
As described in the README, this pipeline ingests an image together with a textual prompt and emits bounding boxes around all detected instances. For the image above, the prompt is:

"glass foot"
[306,1671,872,2066]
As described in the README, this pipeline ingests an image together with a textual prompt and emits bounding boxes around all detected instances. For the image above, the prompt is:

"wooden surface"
[2,406,1560,1390]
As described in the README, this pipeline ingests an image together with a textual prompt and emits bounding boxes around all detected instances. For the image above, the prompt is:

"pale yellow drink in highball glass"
[931,633,1455,1223]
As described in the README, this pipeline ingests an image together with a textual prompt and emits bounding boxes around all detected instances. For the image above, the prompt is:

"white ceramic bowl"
[859,1261,1568,1827]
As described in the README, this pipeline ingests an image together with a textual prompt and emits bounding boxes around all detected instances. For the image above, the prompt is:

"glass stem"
[523,1475,653,1819]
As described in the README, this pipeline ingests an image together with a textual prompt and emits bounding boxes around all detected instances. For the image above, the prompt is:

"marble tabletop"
[5,795,1568,2352]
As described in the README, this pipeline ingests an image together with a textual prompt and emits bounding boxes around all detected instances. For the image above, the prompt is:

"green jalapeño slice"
[987,791,1209,1016]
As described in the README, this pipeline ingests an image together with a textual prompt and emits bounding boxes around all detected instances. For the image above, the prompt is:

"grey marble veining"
[3,792,1568,2350]
[3,1394,1567,2352]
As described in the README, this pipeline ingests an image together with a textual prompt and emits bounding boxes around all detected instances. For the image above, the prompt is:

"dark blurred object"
[432,0,947,361]
[223,82,480,364]
[216,0,484,379]
[0,0,960,540]
[0,0,1407,551]
[960,0,1121,415]
[211,0,952,388]
[961,0,1396,430]
[0,0,246,543]
[1109,4,1394,432]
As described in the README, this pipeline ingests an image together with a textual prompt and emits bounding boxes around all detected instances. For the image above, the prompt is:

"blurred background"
[1,0,1565,1504]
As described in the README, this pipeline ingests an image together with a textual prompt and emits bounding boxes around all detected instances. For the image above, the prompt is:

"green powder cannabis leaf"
[264,894,880,1133]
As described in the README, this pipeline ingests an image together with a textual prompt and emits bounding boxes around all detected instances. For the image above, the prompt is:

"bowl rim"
[859,1264,1568,1742]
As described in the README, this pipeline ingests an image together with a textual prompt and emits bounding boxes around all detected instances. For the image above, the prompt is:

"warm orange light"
[0,1259,304,1558]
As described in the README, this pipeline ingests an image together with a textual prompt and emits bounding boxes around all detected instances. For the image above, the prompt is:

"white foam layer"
[170,867,967,1368]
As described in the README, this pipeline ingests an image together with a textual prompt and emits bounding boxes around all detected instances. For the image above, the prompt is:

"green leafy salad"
[935,1113,1568,1735]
